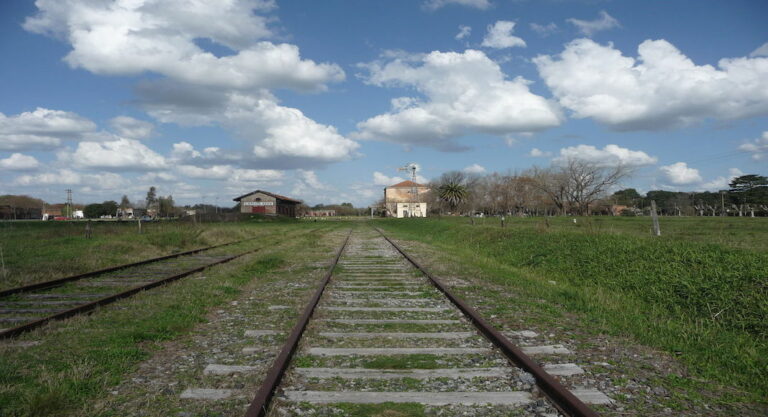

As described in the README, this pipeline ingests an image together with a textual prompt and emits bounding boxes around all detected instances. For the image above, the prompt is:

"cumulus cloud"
[528,148,552,157]
[481,21,526,49]
[462,163,486,174]
[355,49,562,149]
[0,153,40,170]
[0,107,97,151]
[373,172,406,186]
[140,86,359,167]
[567,11,620,37]
[176,164,282,183]
[530,22,557,37]
[660,162,702,185]
[534,39,768,130]
[67,138,167,171]
[110,116,154,139]
[24,0,344,92]
[750,42,768,57]
[699,168,744,191]
[739,131,768,160]
[455,25,472,40]
[423,0,491,11]
[13,169,127,190]
[554,144,657,167]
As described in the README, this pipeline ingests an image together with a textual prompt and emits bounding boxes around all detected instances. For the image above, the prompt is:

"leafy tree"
[729,174,768,205]
[611,188,642,206]
[438,182,468,212]
[158,195,175,217]
[145,186,158,210]
[83,203,104,218]
[119,195,131,209]
[102,200,118,216]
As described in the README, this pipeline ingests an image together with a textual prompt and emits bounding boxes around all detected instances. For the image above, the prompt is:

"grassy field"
[0,220,345,417]
[374,216,768,401]
[0,219,280,290]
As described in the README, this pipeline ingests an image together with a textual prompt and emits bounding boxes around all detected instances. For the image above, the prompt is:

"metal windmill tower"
[398,163,419,217]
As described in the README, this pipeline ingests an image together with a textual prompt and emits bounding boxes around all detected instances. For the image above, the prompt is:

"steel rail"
[0,248,260,339]
[0,237,258,298]
[244,229,352,417]
[374,226,599,417]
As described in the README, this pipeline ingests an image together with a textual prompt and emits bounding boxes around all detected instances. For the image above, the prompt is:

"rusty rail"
[374,226,599,417]
[0,248,260,339]
[244,229,352,417]
[0,237,258,298]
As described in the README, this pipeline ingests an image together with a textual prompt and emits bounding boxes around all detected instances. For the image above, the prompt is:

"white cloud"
[0,107,97,151]
[530,22,557,37]
[138,172,177,183]
[24,0,344,92]
[534,39,768,130]
[739,131,768,160]
[423,0,491,11]
[660,162,702,185]
[0,153,40,170]
[355,49,562,149]
[373,172,406,186]
[699,168,744,191]
[13,169,127,190]
[68,138,167,171]
[750,42,768,57]
[291,169,330,199]
[566,11,620,37]
[109,116,154,139]
[144,90,359,166]
[528,148,552,157]
[481,21,526,49]
[462,163,486,174]
[175,164,282,184]
[455,25,472,40]
[554,144,657,167]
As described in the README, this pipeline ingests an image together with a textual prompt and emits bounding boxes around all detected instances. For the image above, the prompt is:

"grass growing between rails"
[0,223,342,417]
[0,219,297,290]
[374,217,768,401]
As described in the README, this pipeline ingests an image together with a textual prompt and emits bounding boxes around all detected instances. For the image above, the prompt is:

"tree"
[562,159,631,215]
[158,195,175,217]
[438,182,468,213]
[120,195,131,209]
[145,186,158,210]
[83,203,104,219]
[611,188,642,206]
[729,174,768,206]
[102,200,118,217]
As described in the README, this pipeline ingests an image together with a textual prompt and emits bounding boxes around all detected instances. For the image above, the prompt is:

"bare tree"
[562,159,631,215]
[529,166,569,215]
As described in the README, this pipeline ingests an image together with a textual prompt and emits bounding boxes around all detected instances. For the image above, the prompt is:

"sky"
[0,0,767,207]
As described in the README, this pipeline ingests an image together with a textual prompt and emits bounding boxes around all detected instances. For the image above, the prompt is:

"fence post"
[650,200,661,236]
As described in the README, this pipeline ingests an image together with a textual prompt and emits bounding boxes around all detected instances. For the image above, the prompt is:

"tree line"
[424,161,767,217]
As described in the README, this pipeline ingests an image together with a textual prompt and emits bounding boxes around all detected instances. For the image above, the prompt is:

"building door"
[252,206,266,214]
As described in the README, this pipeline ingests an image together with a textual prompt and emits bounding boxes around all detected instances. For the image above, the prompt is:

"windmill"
[398,163,419,217]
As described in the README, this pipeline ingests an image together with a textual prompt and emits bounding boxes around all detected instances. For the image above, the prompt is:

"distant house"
[233,190,302,217]
[305,210,336,217]
[384,180,430,218]
[117,207,134,219]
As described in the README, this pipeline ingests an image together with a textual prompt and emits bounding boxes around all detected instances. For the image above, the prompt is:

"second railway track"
[0,237,263,339]
[247,227,612,417]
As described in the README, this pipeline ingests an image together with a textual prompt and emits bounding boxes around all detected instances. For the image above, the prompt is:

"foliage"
[145,186,157,210]
[82,201,118,218]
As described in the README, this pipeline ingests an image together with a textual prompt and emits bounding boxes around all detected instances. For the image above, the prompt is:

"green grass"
[0,222,341,417]
[0,220,294,290]
[374,216,768,401]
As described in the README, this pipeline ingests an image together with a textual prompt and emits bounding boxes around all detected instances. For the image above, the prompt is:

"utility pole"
[720,191,726,217]
[650,200,661,236]
[398,163,418,218]
[65,189,73,218]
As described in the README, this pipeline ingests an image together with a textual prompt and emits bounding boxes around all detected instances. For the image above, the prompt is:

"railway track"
[0,237,261,339]
[245,227,612,417]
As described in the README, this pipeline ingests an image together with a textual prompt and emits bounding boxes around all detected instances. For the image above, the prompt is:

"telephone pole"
[65,189,73,218]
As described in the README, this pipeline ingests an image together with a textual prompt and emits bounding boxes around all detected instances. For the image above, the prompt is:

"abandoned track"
[244,227,611,417]
[0,237,261,339]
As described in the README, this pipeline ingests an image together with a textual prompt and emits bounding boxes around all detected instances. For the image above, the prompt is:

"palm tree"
[438,182,468,213]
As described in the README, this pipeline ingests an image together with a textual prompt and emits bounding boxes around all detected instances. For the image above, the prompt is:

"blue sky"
[1,0,766,207]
